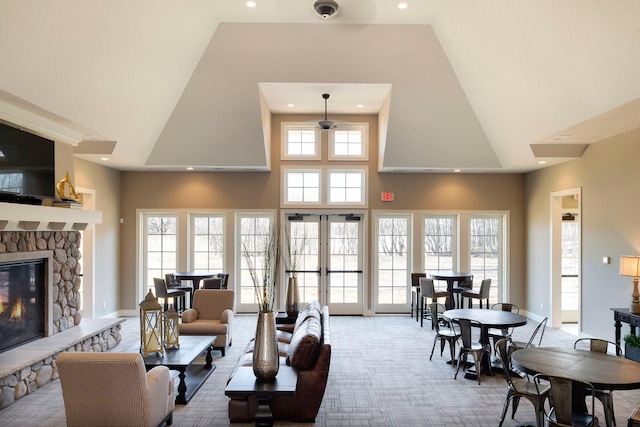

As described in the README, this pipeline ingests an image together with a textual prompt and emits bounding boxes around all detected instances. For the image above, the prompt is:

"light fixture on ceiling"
[314,0,339,19]
[319,93,336,130]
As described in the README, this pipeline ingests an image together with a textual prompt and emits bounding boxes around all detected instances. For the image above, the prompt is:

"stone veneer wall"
[0,230,82,333]
[0,230,123,409]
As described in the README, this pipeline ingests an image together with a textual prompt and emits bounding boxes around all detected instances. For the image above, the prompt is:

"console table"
[611,308,640,347]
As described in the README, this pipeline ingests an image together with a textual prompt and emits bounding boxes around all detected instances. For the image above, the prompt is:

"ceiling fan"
[318,93,337,130]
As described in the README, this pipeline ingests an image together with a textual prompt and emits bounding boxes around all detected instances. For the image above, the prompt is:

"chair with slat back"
[454,318,490,385]
[429,303,460,364]
[495,338,550,427]
[217,273,229,289]
[488,303,520,353]
[535,373,599,427]
[574,338,623,427]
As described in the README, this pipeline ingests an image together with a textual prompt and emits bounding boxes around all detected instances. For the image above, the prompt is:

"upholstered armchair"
[56,352,174,427]
[179,289,234,356]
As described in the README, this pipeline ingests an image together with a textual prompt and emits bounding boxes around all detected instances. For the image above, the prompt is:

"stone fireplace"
[0,202,124,410]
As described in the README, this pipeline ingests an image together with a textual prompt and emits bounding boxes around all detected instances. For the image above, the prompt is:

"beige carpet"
[1,313,639,426]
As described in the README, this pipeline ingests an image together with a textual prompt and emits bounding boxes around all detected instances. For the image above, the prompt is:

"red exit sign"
[381,192,394,202]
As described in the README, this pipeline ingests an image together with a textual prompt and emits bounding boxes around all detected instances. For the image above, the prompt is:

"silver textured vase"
[286,277,300,317]
[253,311,279,381]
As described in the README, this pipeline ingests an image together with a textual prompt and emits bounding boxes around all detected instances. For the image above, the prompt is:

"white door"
[286,213,364,315]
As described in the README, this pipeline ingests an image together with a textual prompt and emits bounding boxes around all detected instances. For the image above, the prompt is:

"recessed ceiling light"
[100,157,109,161]
[246,1,256,8]
[538,160,547,164]
[356,104,364,108]
[186,167,194,171]
[453,169,461,173]
[287,103,294,107]
[398,2,408,9]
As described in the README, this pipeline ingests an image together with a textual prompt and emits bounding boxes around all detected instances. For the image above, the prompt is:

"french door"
[285,213,364,315]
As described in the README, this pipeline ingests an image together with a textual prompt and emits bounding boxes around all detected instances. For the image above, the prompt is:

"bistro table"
[443,308,528,378]
[430,271,473,309]
[174,270,216,305]
[511,347,640,427]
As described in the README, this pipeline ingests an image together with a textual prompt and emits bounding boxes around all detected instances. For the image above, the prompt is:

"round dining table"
[429,271,473,309]
[443,308,528,376]
[511,347,640,391]
[174,270,217,304]
[511,347,640,427]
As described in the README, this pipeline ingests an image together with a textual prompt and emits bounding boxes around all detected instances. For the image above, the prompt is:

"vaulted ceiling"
[1,1,639,173]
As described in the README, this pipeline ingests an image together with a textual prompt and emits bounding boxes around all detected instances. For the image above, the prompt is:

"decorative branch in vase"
[242,222,281,380]
[284,225,307,317]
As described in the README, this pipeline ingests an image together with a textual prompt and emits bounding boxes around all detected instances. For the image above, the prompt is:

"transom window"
[328,170,365,204]
[281,123,320,160]
[284,169,321,204]
[329,123,368,161]
[283,167,367,207]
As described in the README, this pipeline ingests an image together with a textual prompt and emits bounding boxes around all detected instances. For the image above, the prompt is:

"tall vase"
[253,311,279,381]
[286,276,300,318]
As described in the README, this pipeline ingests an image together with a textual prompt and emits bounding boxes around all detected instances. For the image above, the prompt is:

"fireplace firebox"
[0,259,45,353]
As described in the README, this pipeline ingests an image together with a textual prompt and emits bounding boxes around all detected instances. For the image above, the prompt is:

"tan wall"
[119,114,526,312]
[525,127,640,340]
[73,158,122,317]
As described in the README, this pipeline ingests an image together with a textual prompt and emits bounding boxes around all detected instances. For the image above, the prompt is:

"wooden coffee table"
[141,335,216,404]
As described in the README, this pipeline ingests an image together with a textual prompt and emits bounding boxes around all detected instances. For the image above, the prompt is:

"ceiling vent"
[314,0,339,19]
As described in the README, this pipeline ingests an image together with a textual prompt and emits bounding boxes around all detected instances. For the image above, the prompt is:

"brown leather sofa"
[227,302,331,423]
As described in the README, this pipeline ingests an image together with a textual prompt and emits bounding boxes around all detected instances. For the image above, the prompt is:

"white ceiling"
[0,0,639,173]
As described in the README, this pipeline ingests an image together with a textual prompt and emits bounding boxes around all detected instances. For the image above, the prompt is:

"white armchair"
[56,352,175,427]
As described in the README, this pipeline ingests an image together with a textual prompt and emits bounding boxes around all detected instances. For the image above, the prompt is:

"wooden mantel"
[0,202,102,231]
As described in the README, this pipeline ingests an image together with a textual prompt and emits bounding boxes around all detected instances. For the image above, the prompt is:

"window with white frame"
[284,169,321,204]
[469,215,502,304]
[328,169,366,204]
[191,215,225,271]
[238,214,273,307]
[143,214,178,293]
[377,215,410,305]
[424,216,456,274]
[281,123,321,160]
[329,123,368,161]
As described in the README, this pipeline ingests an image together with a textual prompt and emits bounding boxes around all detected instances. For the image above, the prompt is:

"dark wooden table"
[141,335,216,404]
[512,347,640,427]
[444,308,528,377]
[430,271,473,309]
[611,307,640,347]
[174,270,216,304]
[225,366,298,426]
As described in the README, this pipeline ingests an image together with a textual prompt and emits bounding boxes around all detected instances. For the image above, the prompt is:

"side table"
[611,308,640,347]
[225,366,297,426]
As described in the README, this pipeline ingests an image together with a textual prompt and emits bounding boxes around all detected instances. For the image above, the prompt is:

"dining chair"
[574,338,623,427]
[513,317,548,350]
[165,273,191,310]
[495,338,550,427]
[452,276,473,309]
[454,318,490,385]
[461,278,491,309]
[217,272,229,289]
[153,277,185,312]
[202,277,223,289]
[488,303,520,352]
[410,273,426,321]
[428,303,461,364]
[535,373,599,427]
[419,277,448,328]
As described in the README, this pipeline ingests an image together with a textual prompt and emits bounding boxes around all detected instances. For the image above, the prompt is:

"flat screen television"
[0,121,55,201]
